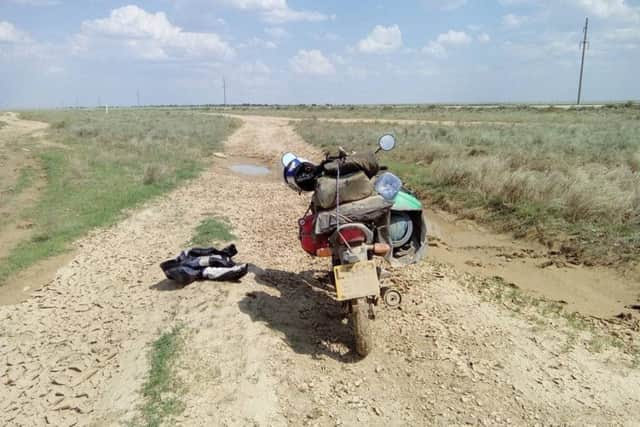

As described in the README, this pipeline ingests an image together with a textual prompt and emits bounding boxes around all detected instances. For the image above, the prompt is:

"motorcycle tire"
[350,298,373,357]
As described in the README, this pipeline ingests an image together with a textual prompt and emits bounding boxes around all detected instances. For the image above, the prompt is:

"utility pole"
[577,17,589,105]
[222,77,227,106]
[136,89,140,107]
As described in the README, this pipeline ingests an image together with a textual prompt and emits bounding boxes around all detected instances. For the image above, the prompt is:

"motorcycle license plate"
[333,261,380,301]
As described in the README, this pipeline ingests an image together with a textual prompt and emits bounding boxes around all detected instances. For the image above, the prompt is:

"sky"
[0,0,639,107]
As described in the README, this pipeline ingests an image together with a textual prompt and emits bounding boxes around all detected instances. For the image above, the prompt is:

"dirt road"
[1,115,639,426]
[0,112,49,260]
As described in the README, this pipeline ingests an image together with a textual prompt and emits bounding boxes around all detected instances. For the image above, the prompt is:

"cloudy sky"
[1,0,639,107]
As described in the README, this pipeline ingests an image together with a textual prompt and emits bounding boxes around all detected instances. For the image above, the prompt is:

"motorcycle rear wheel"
[350,298,373,357]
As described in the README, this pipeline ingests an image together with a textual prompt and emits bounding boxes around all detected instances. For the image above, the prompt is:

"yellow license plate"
[333,261,380,301]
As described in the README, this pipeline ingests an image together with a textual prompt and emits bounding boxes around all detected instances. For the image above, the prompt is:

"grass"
[0,120,7,129]
[0,109,239,283]
[137,325,185,427]
[190,217,235,246]
[293,109,640,269]
[217,102,640,123]
[11,166,37,195]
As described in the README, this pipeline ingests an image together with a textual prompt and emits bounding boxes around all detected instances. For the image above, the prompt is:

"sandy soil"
[0,115,639,426]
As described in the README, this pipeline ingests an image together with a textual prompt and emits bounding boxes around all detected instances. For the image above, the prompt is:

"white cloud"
[7,0,59,5]
[503,32,581,61]
[237,37,277,49]
[315,32,341,41]
[45,65,64,74]
[240,60,271,74]
[289,49,335,75]
[331,54,346,65]
[478,33,491,43]
[422,30,471,57]
[78,5,234,60]
[437,30,472,45]
[422,41,447,57]
[573,0,639,19]
[358,25,403,54]
[0,21,31,43]
[503,13,528,28]
[222,0,329,23]
[604,27,640,41]
[498,0,536,5]
[440,0,468,10]
[424,0,468,10]
[264,27,288,39]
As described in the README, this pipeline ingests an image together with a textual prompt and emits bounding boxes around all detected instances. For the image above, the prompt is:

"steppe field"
[1,105,639,426]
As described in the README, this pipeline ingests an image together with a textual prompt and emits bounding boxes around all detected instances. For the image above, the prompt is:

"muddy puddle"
[230,164,270,176]
[426,208,639,318]
[223,155,277,181]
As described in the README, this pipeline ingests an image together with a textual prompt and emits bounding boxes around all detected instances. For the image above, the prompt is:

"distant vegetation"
[294,107,640,269]
[0,109,239,282]
[221,102,640,122]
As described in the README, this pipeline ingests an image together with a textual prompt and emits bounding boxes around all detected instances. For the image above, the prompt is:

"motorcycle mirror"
[281,152,297,167]
[378,134,396,152]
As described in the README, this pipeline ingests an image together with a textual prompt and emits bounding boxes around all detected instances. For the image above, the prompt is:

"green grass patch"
[137,325,185,427]
[0,109,240,283]
[190,217,235,247]
[11,166,37,195]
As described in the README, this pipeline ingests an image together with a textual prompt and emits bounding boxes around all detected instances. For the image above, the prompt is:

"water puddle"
[230,164,270,176]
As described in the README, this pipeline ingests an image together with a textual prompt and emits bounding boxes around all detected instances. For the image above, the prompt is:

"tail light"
[337,228,366,245]
[316,247,333,257]
[299,214,329,255]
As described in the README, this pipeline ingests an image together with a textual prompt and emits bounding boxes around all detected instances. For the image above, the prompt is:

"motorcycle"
[281,134,427,356]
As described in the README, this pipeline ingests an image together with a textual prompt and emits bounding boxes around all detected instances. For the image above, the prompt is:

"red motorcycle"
[281,135,427,356]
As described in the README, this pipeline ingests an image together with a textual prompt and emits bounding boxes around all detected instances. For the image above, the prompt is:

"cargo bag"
[312,171,374,210]
[322,151,380,178]
[314,195,393,235]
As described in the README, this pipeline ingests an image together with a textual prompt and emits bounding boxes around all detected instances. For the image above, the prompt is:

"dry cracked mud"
[0,114,639,426]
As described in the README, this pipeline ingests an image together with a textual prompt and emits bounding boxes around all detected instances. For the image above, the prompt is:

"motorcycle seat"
[314,195,393,235]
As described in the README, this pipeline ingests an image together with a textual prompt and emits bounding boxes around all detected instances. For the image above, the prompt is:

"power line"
[577,17,589,105]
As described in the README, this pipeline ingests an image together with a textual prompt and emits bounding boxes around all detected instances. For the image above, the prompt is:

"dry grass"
[221,102,640,123]
[293,107,640,268]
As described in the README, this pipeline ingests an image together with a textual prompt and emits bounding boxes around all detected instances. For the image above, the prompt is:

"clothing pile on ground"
[160,244,248,286]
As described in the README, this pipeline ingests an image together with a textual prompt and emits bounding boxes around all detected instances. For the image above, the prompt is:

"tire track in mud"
[0,115,639,426]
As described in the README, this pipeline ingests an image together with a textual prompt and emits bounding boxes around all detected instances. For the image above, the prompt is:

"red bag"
[299,214,329,255]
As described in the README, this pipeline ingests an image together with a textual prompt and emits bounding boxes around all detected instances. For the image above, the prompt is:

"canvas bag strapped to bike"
[312,171,374,210]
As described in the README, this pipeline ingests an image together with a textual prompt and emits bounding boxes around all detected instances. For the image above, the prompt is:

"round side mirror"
[378,134,396,152]
[281,152,297,167]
